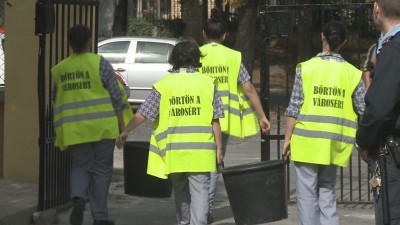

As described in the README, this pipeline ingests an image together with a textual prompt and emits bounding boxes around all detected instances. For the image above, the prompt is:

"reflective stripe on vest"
[154,126,213,143]
[147,73,216,179]
[150,141,216,157]
[290,57,362,167]
[294,114,356,144]
[51,53,119,150]
[200,43,259,138]
[54,97,115,127]
[219,90,255,117]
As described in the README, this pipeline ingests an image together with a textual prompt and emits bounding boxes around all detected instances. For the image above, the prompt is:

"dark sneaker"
[207,214,214,224]
[69,197,85,225]
[93,219,115,225]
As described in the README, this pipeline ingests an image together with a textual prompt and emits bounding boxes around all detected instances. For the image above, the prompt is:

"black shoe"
[93,219,115,225]
[69,197,85,225]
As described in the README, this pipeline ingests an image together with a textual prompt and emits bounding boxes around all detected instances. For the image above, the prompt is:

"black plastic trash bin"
[123,141,172,198]
[219,160,288,225]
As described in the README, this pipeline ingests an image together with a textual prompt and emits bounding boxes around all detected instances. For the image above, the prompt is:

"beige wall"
[3,1,39,182]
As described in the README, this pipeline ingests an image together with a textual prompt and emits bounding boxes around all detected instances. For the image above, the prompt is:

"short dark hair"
[168,41,202,70]
[322,20,348,52]
[68,24,91,53]
[203,8,227,40]
[376,0,400,19]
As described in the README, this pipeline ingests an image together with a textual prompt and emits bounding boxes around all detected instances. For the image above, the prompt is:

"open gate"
[259,0,375,204]
[36,0,99,211]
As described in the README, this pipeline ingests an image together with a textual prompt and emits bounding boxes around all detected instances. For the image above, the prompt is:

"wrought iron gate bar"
[267,134,285,139]
[52,0,99,6]
[261,3,374,13]
[259,0,374,204]
[38,0,100,211]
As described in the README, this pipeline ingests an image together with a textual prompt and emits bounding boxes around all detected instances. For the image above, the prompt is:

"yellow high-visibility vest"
[200,43,259,138]
[51,53,119,150]
[147,72,216,179]
[290,57,362,167]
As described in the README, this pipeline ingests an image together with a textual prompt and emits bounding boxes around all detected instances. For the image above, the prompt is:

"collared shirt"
[52,56,123,111]
[138,67,225,121]
[377,23,400,54]
[285,52,366,118]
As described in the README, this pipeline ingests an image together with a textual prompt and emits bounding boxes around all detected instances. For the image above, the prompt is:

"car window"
[135,41,173,63]
[98,41,130,63]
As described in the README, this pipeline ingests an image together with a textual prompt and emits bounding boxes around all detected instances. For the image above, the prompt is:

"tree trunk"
[297,0,313,62]
[113,0,128,36]
[181,0,205,44]
[99,0,117,39]
[234,0,259,77]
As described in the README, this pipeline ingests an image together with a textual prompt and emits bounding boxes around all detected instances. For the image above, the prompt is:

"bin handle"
[217,162,225,171]
[282,155,290,164]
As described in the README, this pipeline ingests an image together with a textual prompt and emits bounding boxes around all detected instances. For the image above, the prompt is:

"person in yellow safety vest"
[200,8,271,223]
[282,20,366,225]
[116,41,225,225]
[51,24,125,225]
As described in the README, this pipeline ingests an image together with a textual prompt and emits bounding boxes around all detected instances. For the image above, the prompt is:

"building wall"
[3,1,39,182]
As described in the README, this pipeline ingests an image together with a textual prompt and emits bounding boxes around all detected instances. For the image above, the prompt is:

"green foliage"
[161,19,186,37]
[127,18,154,37]
[127,18,186,38]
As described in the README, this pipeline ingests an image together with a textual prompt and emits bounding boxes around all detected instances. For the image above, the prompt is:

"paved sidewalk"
[0,124,376,225]
[55,175,375,225]
[0,179,38,225]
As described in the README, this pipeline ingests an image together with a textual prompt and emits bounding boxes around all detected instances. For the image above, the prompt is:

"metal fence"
[134,0,239,21]
[0,0,5,86]
[259,0,375,204]
[36,0,99,211]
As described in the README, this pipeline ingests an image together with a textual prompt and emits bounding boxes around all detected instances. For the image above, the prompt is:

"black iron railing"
[37,0,99,211]
[259,0,374,204]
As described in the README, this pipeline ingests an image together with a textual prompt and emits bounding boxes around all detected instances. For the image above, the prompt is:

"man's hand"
[282,139,291,156]
[358,148,371,165]
[116,131,128,149]
[260,117,271,134]
[217,148,224,165]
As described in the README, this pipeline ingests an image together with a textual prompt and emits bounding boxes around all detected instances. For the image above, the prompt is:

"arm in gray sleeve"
[352,81,366,117]
[100,57,123,110]
[213,85,225,119]
[238,63,251,85]
[284,67,304,119]
[137,90,160,121]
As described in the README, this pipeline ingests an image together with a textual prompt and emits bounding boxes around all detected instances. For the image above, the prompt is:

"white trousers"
[294,161,339,225]
[170,172,210,225]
